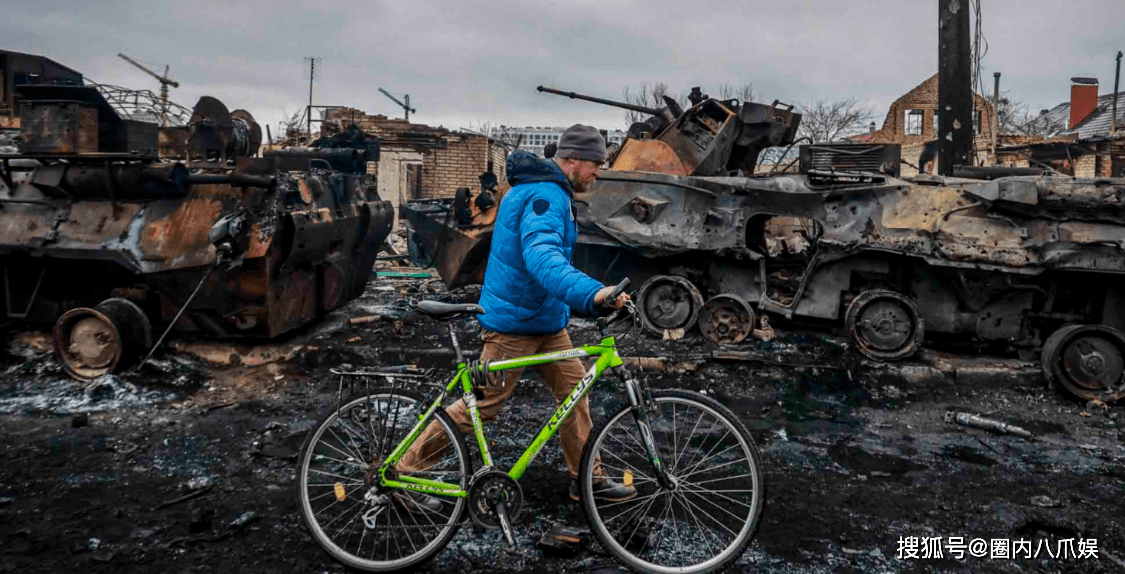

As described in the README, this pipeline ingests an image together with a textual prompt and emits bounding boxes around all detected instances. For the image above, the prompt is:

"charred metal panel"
[800,144,901,176]
[18,100,97,153]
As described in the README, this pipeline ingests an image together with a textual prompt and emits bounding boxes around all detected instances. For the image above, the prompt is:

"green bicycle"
[295,279,765,573]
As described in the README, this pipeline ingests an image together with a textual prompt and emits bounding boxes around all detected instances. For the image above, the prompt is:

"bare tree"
[276,108,307,146]
[716,82,755,103]
[621,82,687,126]
[996,93,1064,136]
[796,98,877,143]
[464,121,523,150]
[621,81,756,128]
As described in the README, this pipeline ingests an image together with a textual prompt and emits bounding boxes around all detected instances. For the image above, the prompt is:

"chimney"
[869,121,876,133]
[1069,77,1099,129]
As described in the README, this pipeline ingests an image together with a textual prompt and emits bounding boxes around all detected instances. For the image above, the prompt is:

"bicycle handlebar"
[598,278,630,310]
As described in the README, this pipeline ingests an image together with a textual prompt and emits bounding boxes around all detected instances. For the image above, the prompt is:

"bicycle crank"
[467,470,523,543]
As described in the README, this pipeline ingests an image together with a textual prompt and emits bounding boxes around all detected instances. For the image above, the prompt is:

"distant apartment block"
[493,126,626,157]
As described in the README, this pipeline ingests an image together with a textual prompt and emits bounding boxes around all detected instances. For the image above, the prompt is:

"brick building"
[323,107,508,229]
[994,77,1125,178]
[851,74,996,176]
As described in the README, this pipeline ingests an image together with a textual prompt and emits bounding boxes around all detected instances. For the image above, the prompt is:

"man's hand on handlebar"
[594,286,630,309]
[594,279,632,310]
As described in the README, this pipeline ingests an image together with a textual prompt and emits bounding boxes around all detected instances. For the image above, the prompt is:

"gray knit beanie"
[555,124,607,163]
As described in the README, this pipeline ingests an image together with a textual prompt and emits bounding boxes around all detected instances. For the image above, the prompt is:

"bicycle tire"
[296,389,471,572]
[578,389,765,574]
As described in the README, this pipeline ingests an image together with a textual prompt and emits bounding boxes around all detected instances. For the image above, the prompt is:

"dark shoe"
[393,490,443,514]
[569,476,637,503]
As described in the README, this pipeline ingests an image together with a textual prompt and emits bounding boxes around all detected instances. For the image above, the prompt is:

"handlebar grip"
[607,278,630,303]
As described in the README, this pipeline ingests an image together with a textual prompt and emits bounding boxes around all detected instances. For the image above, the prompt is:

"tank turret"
[537,85,801,176]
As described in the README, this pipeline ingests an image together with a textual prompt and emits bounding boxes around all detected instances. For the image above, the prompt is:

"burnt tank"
[403,86,1125,403]
[0,84,393,380]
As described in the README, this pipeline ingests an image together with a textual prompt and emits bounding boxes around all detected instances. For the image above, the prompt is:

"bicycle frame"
[375,336,627,497]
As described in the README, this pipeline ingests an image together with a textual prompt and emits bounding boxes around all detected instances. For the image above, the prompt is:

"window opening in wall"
[905,109,924,136]
[973,111,982,134]
[406,163,423,199]
[932,112,938,136]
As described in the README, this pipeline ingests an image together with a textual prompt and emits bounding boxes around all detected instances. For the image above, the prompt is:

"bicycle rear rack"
[329,367,441,415]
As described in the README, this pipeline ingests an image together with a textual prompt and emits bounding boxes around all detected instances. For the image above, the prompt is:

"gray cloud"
[3,0,1122,136]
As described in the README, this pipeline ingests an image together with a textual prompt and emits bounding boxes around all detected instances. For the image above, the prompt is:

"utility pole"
[992,72,1001,162]
[305,57,321,139]
[937,0,973,175]
[379,87,417,122]
[1113,51,1122,133]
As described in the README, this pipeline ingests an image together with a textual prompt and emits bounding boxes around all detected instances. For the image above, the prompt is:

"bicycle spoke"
[671,403,679,474]
[671,411,708,472]
[673,489,724,558]
[620,492,662,546]
[680,485,756,511]
[325,426,366,466]
[309,452,367,469]
[309,467,364,482]
[599,448,654,482]
[680,471,758,488]
[672,491,716,560]
[601,490,663,526]
[680,489,745,537]
[679,453,747,482]
[677,436,737,479]
[604,430,653,470]
[314,435,367,469]
[649,492,675,558]
[676,416,722,475]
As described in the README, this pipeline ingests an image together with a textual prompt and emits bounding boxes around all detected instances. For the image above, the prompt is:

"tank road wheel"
[53,298,153,381]
[845,290,924,362]
[699,294,757,345]
[1041,325,1125,402]
[637,275,704,337]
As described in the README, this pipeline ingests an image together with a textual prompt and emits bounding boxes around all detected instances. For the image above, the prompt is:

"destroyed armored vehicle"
[0,84,393,380]
[402,86,1125,403]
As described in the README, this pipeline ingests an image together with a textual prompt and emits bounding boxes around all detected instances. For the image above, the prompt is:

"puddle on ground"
[828,442,929,478]
[942,444,998,467]
[0,375,183,415]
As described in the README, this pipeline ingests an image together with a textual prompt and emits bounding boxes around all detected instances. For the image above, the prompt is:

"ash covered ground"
[0,271,1122,574]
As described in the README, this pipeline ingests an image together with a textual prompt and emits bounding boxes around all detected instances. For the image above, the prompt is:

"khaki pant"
[397,328,595,479]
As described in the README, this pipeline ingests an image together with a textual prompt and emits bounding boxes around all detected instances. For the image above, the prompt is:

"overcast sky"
[4,0,1123,136]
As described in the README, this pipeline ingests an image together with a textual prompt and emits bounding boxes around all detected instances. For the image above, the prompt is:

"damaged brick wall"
[324,107,507,200]
[864,74,997,175]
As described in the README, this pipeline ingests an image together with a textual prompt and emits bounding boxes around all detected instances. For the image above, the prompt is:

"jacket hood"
[505,150,574,194]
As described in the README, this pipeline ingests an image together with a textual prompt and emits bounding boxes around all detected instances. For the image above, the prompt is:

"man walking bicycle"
[397,125,636,508]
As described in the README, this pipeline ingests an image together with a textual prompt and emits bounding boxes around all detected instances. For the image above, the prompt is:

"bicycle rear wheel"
[296,389,470,572]
[579,389,765,574]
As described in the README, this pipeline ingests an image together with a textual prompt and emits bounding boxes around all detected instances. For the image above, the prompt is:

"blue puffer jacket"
[477,151,604,335]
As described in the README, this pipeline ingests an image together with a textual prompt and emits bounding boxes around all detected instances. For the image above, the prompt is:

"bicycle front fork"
[617,367,677,491]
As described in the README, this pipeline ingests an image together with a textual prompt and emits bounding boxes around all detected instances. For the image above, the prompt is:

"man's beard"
[568,172,594,194]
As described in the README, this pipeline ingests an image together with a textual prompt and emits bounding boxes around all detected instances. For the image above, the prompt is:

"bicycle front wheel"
[579,390,765,574]
[296,389,470,572]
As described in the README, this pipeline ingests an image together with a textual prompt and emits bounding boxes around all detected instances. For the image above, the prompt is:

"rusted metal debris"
[403,84,1125,403]
[944,411,1033,438]
[0,74,393,381]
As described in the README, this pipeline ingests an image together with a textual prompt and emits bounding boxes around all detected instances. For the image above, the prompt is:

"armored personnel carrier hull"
[404,87,1125,403]
[0,83,392,380]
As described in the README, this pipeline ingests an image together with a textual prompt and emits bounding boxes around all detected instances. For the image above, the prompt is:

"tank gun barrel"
[537,86,662,116]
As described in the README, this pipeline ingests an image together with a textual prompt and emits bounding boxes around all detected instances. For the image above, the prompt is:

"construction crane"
[117,53,180,126]
[378,87,416,122]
